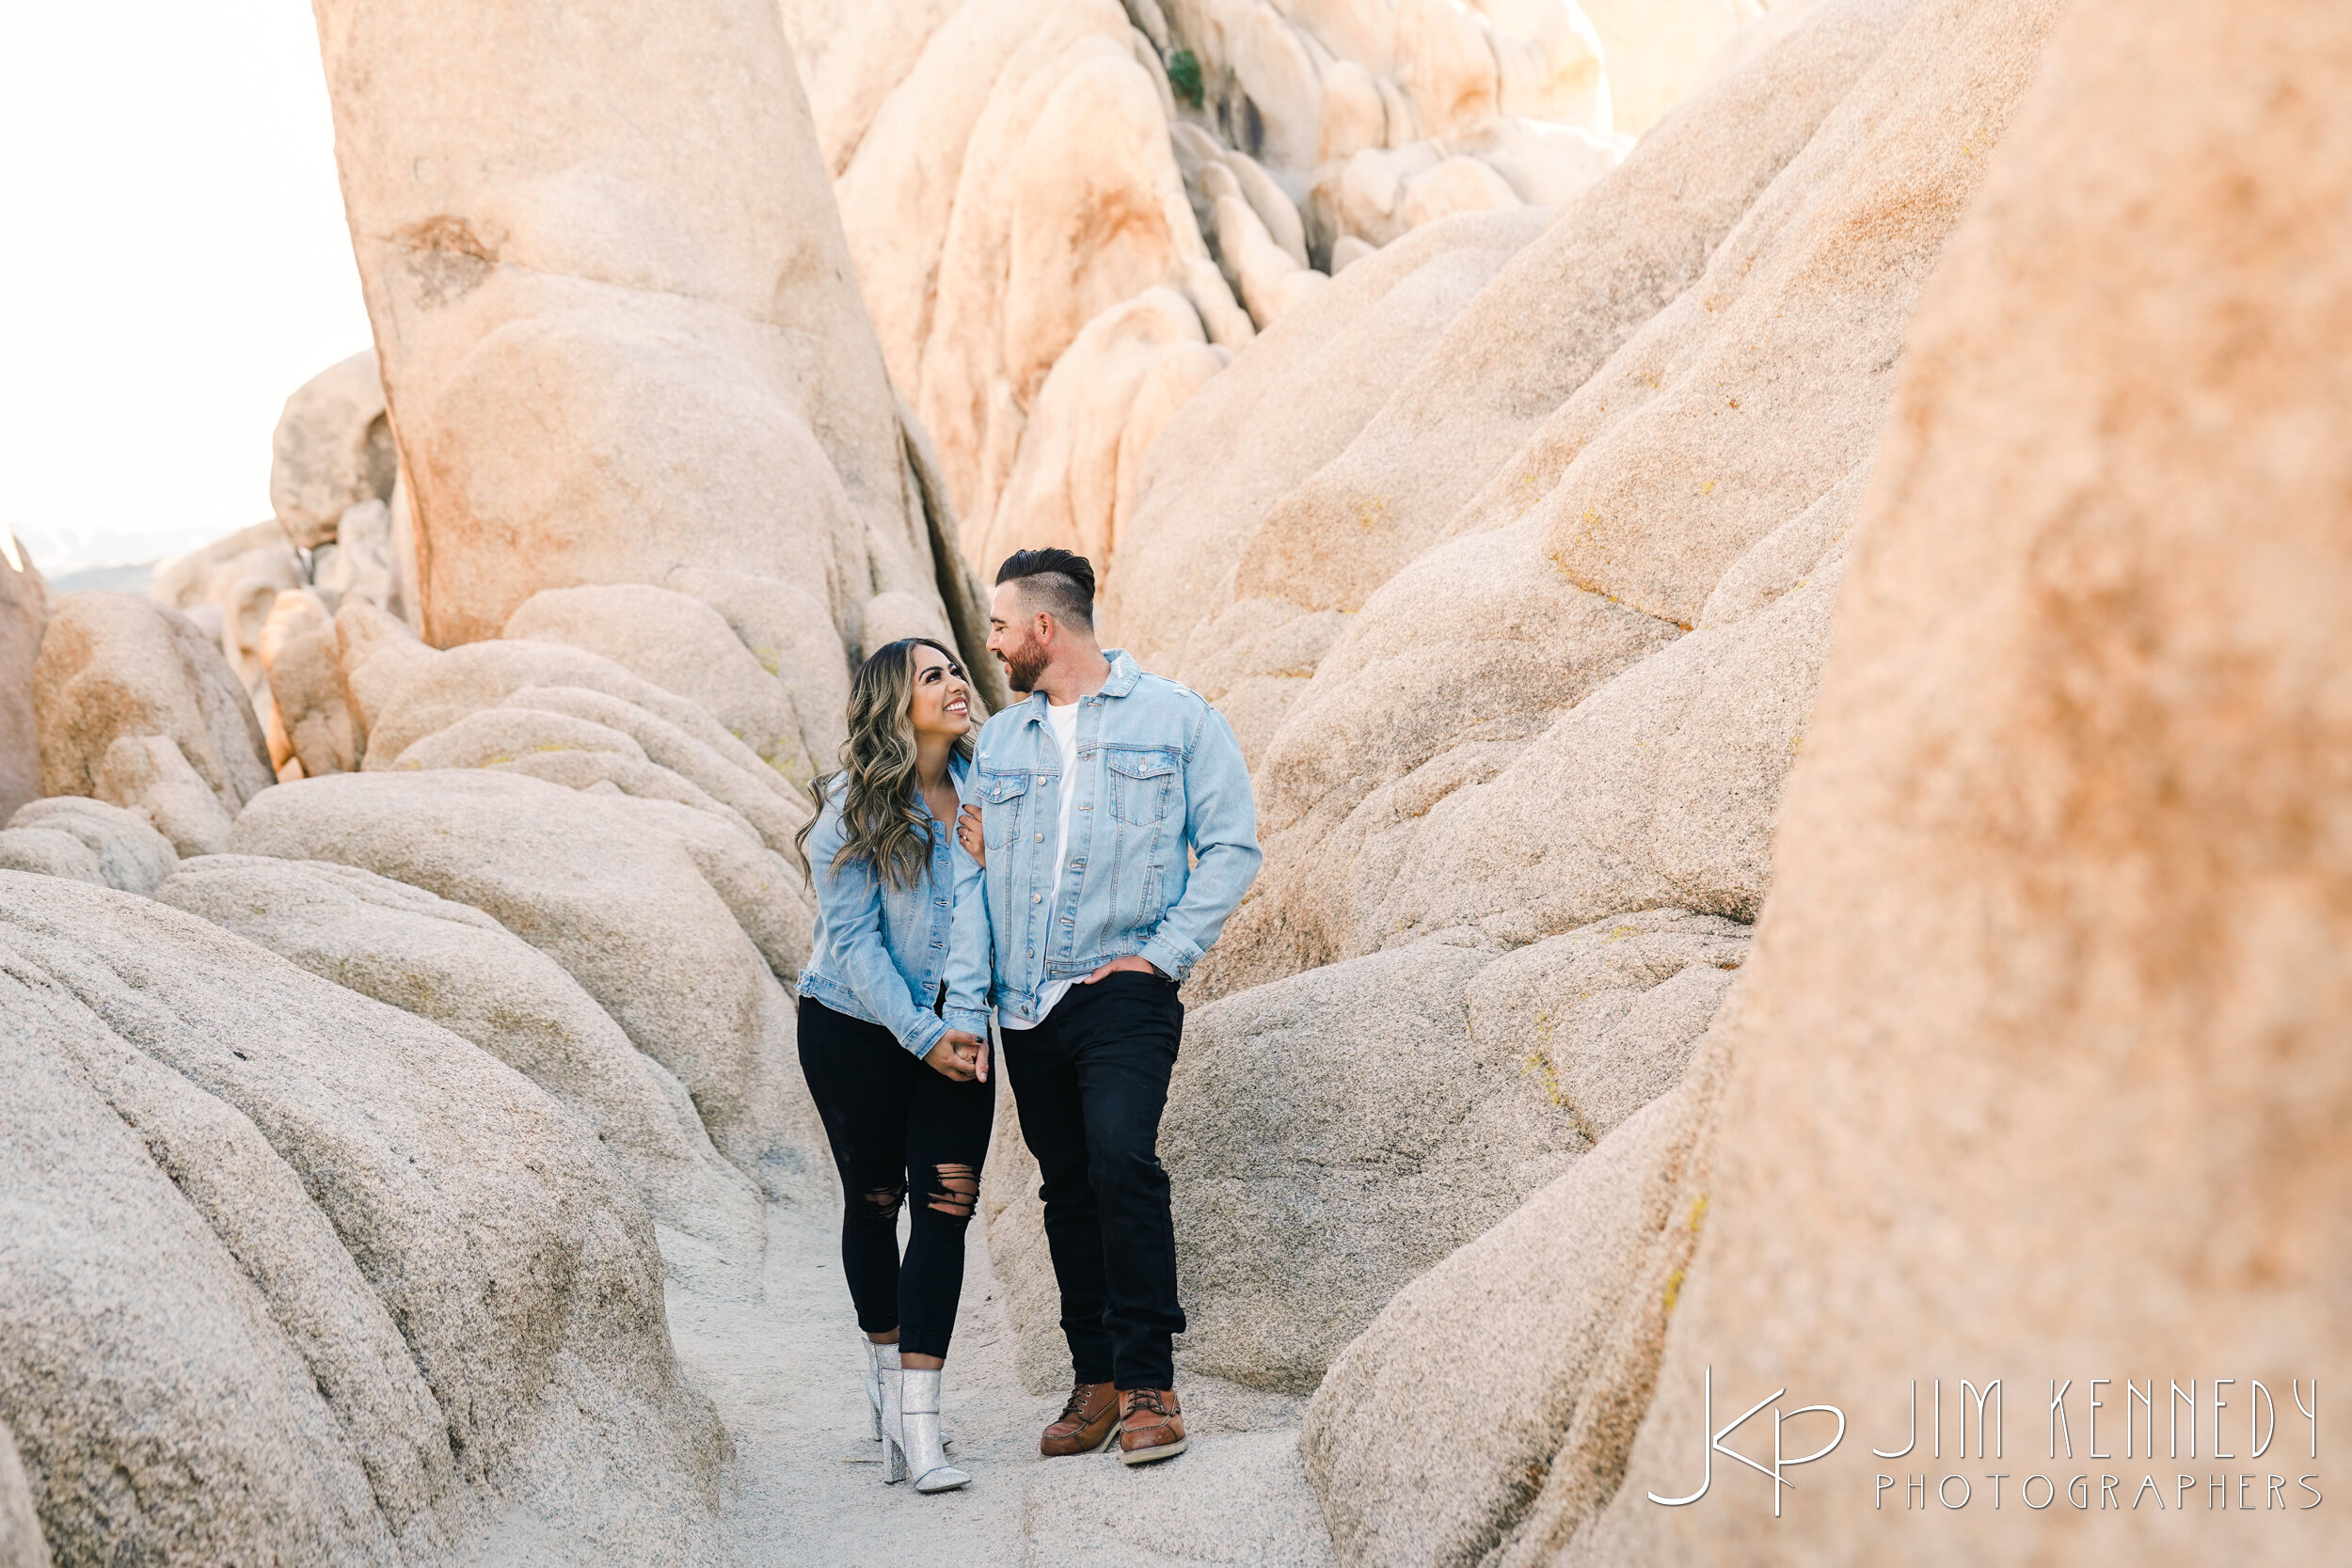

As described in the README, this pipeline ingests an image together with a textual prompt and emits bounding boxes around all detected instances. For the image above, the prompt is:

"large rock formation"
[154,855,767,1288]
[1123,0,2060,1001]
[1567,1,2352,1560]
[1296,0,2352,1562]
[31,594,275,855]
[310,0,966,677]
[0,874,724,1564]
[269,349,398,552]
[784,0,1766,586]
[229,770,818,1195]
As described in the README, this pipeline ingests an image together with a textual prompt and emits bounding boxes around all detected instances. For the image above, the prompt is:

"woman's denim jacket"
[944,650,1260,1025]
[796,753,980,1057]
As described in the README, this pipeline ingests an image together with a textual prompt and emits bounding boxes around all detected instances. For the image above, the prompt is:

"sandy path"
[667,1190,1339,1566]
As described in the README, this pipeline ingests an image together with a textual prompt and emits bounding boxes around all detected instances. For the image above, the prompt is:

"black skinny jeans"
[796,997,993,1359]
[999,971,1185,1390]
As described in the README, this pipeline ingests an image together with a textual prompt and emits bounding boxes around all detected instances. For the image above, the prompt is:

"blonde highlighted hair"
[795,637,974,891]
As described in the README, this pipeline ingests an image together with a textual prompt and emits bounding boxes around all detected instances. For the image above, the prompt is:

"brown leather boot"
[1040,1382,1120,1457]
[1117,1387,1187,1465]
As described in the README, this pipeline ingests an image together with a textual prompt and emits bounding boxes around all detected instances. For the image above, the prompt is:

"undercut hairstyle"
[995,547,1097,628]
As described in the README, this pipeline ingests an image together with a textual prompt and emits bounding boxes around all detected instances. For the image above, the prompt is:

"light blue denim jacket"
[796,754,982,1057]
[945,650,1260,1024]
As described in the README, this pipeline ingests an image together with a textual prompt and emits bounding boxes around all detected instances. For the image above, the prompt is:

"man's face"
[988,580,1049,694]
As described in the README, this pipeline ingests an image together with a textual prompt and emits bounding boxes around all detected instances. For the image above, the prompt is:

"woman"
[794,637,991,1495]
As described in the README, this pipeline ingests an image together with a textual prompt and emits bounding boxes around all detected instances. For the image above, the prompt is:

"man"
[942,547,1260,1466]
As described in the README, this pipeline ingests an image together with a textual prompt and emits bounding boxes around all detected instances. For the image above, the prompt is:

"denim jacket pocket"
[977,768,1032,849]
[1105,749,1178,826]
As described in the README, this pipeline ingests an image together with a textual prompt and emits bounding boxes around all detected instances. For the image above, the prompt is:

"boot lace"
[1055,1385,1102,1426]
[1124,1389,1174,1422]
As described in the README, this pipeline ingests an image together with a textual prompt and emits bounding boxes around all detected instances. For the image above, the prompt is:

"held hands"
[925,1028,989,1083]
[956,803,985,865]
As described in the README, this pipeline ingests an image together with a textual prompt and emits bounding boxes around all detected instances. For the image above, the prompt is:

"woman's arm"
[805,797,950,1057]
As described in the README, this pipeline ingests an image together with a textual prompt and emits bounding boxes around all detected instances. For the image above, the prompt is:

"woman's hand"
[956,803,985,865]
[925,1028,989,1083]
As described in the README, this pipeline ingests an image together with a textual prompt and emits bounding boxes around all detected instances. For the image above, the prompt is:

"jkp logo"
[1647,1366,1846,1517]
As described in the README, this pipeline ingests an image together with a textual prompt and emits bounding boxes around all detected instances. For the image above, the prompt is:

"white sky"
[1,3,373,576]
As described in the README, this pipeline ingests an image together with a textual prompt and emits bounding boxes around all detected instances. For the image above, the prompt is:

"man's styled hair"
[995,547,1097,629]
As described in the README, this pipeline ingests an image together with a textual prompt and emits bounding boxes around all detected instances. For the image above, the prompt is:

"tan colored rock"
[1579,2,2352,1560]
[501,583,813,782]
[664,566,853,768]
[0,873,725,1564]
[832,0,1053,400]
[0,830,103,887]
[1465,909,1749,1142]
[312,0,947,653]
[1186,0,2047,995]
[261,589,356,778]
[0,1417,45,1568]
[229,770,822,1193]
[973,289,1226,580]
[1302,1057,1721,1568]
[148,520,305,709]
[33,594,274,822]
[5,798,176,895]
[308,497,398,613]
[776,0,964,175]
[855,590,955,662]
[93,735,236,857]
[358,639,812,859]
[155,854,765,1287]
[268,349,396,550]
[1240,0,1907,626]
[1103,205,1550,756]
[331,598,437,759]
[915,0,1232,539]
[0,542,48,823]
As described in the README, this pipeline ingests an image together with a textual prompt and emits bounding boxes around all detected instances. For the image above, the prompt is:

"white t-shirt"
[999,698,1083,1030]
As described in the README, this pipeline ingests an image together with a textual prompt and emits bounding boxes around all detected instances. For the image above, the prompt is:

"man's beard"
[999,637,1047,694]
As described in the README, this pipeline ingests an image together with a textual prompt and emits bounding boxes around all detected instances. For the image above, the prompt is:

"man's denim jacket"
[796,753,980,1057]
[945,650,1260,1027]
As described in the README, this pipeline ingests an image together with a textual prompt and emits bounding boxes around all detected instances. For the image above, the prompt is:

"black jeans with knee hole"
[796,997,994,1360]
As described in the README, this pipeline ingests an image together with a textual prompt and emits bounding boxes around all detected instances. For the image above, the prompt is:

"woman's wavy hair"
[795,637,975,891]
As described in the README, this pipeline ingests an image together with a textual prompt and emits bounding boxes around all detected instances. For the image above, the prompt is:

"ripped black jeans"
[796,997,994,1359]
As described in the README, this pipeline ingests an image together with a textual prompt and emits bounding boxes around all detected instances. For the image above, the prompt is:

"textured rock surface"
[148,521,306,711]
[311,0,951,657]
[1577,1,2352,1560]
[3,798,176,895]
[269,349,396,550]
[0,1418,44,1568]
[1303,1063,1720,1568]
[155,854,766,1288]
[1102,204,1549,702]
[0,831,104,888]
[0,872,724,1565]
[501,584,813,783]
[32,594,274,840]
[229,770,821,1195]
[992,917,1741,1400]
[0,546,45,824]
[260,589,356,777]
[358,637,815,863]
[1174,0,2056,998]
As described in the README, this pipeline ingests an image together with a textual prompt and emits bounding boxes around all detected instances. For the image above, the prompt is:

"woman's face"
[906,643,972,740]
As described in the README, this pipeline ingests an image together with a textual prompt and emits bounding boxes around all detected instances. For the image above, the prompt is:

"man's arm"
[1136,700,1261,983]
[942,774,994,1036]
